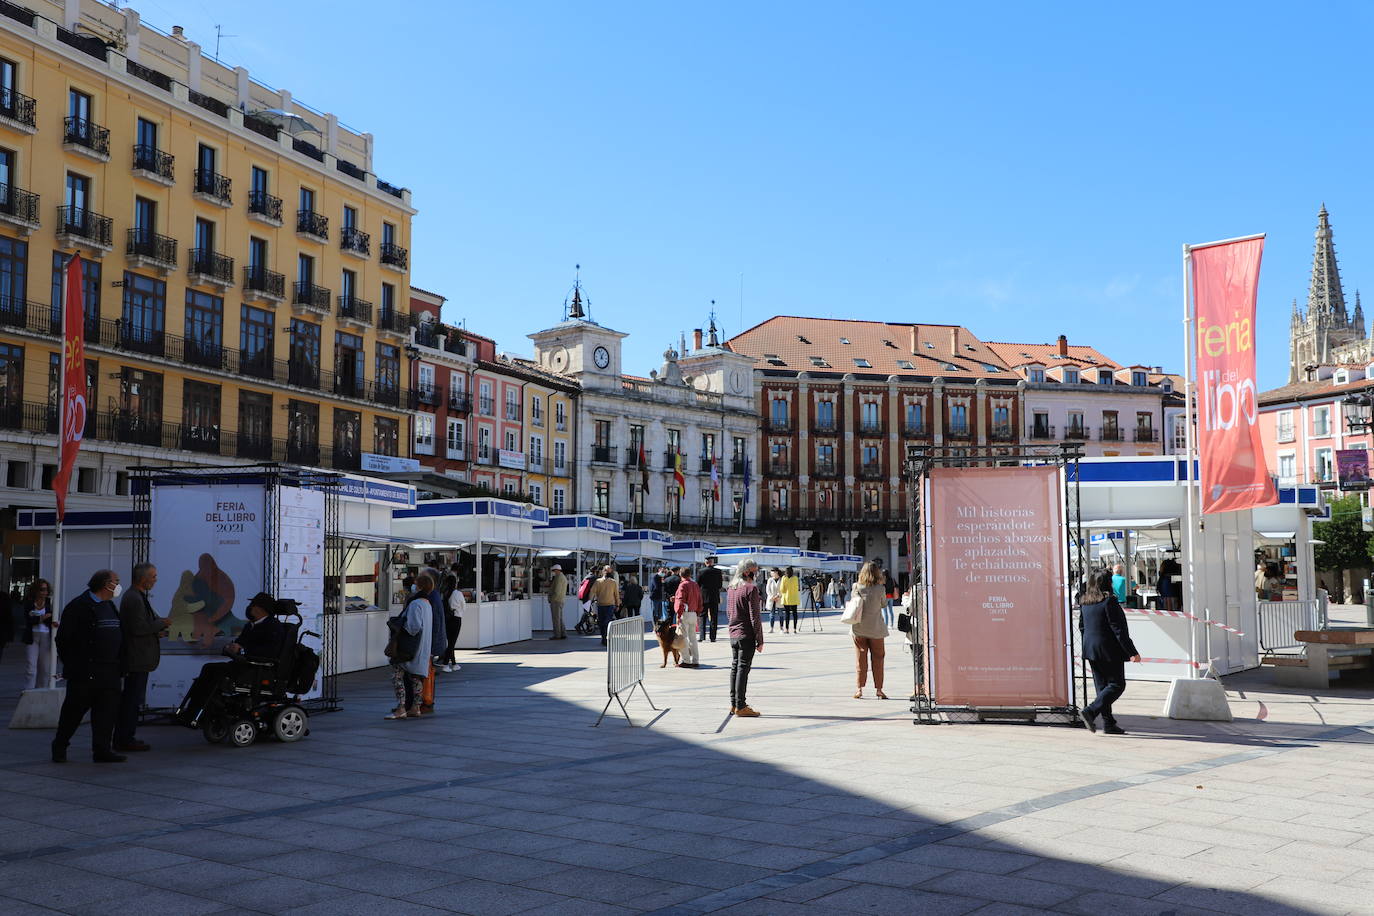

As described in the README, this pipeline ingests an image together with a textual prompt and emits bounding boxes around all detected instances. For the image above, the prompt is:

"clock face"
[593,346,611,369]
[729,370,745,394]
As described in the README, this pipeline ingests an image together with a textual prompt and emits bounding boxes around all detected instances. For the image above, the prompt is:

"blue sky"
[150,0,1374,390]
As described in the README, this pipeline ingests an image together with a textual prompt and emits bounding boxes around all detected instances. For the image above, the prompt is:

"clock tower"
[528,284,628,389]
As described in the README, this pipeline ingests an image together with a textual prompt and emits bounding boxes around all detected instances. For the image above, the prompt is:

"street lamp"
[1345,393,1373,433]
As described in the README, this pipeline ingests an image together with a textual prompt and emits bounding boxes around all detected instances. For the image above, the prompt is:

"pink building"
[1258,365,1374,487]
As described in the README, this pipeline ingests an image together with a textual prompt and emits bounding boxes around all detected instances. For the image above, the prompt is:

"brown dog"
[655,619,683,668]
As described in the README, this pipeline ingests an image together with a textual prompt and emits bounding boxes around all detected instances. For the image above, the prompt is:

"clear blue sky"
[150,0,1374,391]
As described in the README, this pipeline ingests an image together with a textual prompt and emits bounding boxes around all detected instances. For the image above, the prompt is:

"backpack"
[288,644,320,693]
[577,576,593,602]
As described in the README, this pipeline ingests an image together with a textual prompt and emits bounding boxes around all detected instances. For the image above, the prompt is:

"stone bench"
[1266,629,1374,689]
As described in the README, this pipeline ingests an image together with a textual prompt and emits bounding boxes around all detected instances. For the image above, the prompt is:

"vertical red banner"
[1192,237,1277,514]
[52,254,87,522]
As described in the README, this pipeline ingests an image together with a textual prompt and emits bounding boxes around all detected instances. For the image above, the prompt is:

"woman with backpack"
[386,571,432,720]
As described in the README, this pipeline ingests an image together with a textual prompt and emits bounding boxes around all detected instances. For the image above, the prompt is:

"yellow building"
[515,361,576,514]
[0,2,415,593]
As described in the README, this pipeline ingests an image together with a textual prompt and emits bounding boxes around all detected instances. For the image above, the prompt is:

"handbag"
[384,612,420,663]
[839,595,864,625]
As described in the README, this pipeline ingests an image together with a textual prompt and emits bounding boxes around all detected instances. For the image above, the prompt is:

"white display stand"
[535,514,623,631]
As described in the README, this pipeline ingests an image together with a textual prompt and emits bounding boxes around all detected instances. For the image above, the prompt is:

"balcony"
[858,419,885,436]
[187,248,234,289]
[477,396,494,416]
[179,424,222,455]
[812,461,840,479]
[903,423,928,438]
[340,227,371,258]
[236,434,274,461]
[132,145,174,185]
[859,464,885,480]
[626,449,652,469]
[475,444,495,466]
[380,241,409,271]
[812,418,838,434]
[126,229,178,272]
[990,424,1014,442]
[287,358,320,390]
[1063,425,1090,441]
[56,205,112,252]
[731,458,746,477]
[446,438,469,462]
[1134,427,1159,443]
[243,266,286,304]
[0,296,58,336]
[103,412,163,448]
[373,382,402,408]
[62,117,109,161]
[377,307,409,336]
[247,190,283,226]
[192,169,232,207]
[296,209,328,241]
[291,281,331,315]
[1029,424,1055,440]
[946,425,973,441]
[530,411,544,428]
[0,184,39,233]
[448,391,472,415]
[766,416,793,433]
[337,295,373,328]
[1100,427,1123,442]
[591,445,618,465]
[503,402,523,421]
[409,385,442,409]
[332,374,366,400]
[527,453,545,473]
[183,336,227,370]
[0,86,36,133]
[766,460,795,477]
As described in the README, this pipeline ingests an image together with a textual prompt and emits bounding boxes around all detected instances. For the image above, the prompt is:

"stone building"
[1289,205,1374,382]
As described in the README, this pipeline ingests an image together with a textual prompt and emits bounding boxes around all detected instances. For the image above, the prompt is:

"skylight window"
[944,363,962,371]
[763,353,779,360]
[983,364,1001,372]
[854,358,871,368]
[897,359,915,370]
[964,344,976,351]
[766,358,787,367]
[839,337,851,345]
[924,342,935,349]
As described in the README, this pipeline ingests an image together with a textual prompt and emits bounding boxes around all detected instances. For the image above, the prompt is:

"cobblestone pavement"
[1,606,1372,914]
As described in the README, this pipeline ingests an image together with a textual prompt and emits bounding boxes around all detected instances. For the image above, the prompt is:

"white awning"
[1257,531,1297,540]
[341,532,469,550]
[1080,518,1179,530]
[537,549,574,558]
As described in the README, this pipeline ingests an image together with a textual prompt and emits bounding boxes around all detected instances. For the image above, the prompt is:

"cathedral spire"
[1308,204,1348,323]
[1356,290,1366,336]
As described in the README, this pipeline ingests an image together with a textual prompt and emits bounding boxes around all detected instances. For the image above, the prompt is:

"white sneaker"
[441,664,455,673]
[450,664,461,672]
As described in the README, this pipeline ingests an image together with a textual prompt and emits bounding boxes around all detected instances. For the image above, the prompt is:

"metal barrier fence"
[595,616,658,726]
[1258,600,1320,654]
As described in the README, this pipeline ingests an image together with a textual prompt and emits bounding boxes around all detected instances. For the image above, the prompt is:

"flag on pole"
[639,441,649,492]
[710,454,720,501]
[673,451,686,495]
[1190,235,1277,514]
[742,457,751,505]
[52,254,87,523]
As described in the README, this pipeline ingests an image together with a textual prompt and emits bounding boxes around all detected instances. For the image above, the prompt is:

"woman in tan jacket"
[849,561,890,699]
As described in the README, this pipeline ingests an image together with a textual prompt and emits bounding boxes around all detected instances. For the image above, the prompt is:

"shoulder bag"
[839,593,864,626]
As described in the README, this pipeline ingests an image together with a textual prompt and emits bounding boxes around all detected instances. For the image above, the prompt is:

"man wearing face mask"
[52,569,126,763]
[176,592,284,727]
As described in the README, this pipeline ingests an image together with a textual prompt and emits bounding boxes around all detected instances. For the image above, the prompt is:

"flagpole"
[49,519,62,688]
[1181,243,1200,678]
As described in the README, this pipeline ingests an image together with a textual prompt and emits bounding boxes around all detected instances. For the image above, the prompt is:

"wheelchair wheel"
[272,705,308,743]
[228,719,257,747]
[202,718,229,744]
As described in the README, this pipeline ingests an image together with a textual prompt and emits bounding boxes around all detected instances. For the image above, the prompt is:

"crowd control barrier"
[1258,600,1321,654]
[595,616,658,726]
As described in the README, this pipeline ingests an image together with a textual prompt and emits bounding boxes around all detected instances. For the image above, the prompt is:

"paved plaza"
[2,608,1373,915]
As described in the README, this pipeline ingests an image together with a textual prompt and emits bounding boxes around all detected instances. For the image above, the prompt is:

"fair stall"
[533,514,623,631]
[715,544,801,574]
[663,539,717,575]
[612,528,673,617]
[391,498,549,648]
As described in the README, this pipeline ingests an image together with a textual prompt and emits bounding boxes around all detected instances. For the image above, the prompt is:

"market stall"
[612,528,673,617]
[533,514,623,631]
[391,498,548,648]
[662,539,717,575]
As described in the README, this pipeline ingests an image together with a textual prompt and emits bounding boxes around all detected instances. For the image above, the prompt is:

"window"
[7,460,28,488]
[335,330,364,394]
[629,424,645,455]
[594,480,610,515]
[529,484,543,506]
[382,221,396,248]
[297,253,314,288]
[477,426,491,460]
[374,417,399,456]
[0,342,22,406]
[1028,366,1045,383]
[667,428,681,460]
[446,418,465,458]
[286,400,319,463]
[343,205,357,231]
[380,282,396,321]
[701,432,715,463]
[136,117,158,151]
[504,387,519,420]
[732,436,746,465]
[950,404,968,434]
[529,435,543,466]
[770,441,789,469]
[817,443,835,470]
[248,237,268,273]
[333,409,361,465]
[182,380,221,448]
[251,166,268,196]
[531,395,543,426]
[853,358,871,368]
[1102,410,1119,439]
[417,363,435,397]
[121,272,165,351]
[341,267,356,302]
[1132,370,1148,387]
[1136,413,1154,434]
[1032,411,1051,438]
[1315,447,1334,482]
[1278,453,1296,483]
[119,368,162,436]
[905,402,924,433]
[594,419,611,447]
[862,444,879,470]
[289,319,321,386]
[450,371,466,397]
[196,143,216,180]
[183,289,223,366]
[67,88,91,127]
[554,441,566,471]
[503,480,517,495]
[41,464,56,491]
[1276,410,1294,442]
[1335,370,1349,385]
[376,343,399,397]
[51,251,100,333]
[1098,369,1113,384]
[553,487,566,513]
[299,186,315,214]
[77,467,98,494]
[992,404,1009,430]
[133,196,155,234]
[1067,411,1085,435]
[1313,406,1331,437]
[238,390,272,453]
[1162,379,1173,393]
[817,400,835,427]
[555,400,567,430]
[771,487,789,511]
[0,234,25,310]
[860,401,880,428]
[479,381,493,414]
[770,397,789,425]
[414,414,435,455]
[240,305,274,377]
[193,218,215,261]
[1063,368,1079,383]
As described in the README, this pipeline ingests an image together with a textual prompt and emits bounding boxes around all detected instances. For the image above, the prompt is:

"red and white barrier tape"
[1124,606,1245,637]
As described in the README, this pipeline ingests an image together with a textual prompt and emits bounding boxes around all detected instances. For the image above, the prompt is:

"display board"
[147,483,267,706]
[926,465,1069,707]
[278,485,326,700]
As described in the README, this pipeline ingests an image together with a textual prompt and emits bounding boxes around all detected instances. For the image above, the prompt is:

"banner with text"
[926,465,1068,708]
[1192,236,1277,514]
[1337,448,1370,491]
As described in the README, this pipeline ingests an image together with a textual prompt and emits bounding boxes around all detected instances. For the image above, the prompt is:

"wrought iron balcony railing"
[380,241,409,269]
[0,87,36,128]
[132,144,174,180]
[243,265,285,299]
[1134,428,1159,443]
[337,295,373,325]
[187,248,234,285]
[193,168,232,204]
[126,228,178,267]
[57,206,112,247]
[0,184,39,224]
[340,227,371,256]
[591,445,618,465]
[248,190,282,222]
[296,209,328,239]
[63,117,108,155]
[292,281,331,312]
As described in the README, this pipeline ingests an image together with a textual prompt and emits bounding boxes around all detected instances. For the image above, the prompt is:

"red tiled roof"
[725,316,1010,378]
[984,341,1121,370]
[1259,376,1374,406]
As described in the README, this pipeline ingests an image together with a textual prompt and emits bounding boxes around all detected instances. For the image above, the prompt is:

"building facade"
[407,288,475,488]
[726,317,1023,566]
[1289,205,1374,382]
[528,296,758,531]
[1259,365,1374,488]
[0,2,413,595]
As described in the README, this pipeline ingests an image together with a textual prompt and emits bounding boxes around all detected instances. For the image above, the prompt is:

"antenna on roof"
[213,24,237,62]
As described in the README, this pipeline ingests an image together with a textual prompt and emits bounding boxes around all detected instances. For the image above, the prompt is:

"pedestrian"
[419,568,446,714]
[826,575,840,609]
[1078,568,1140,735]
[779,566,800,634]
[387,571,433,719]
[697,556,724,643]
[115,563,169,753]
[674,567,702,667]
[441,574,464,671]
[1156,558,1181,611]
[620,575,644,620]
[765,567,782,632]
[547,564,568,639]
[590,565,620,646]
[725,559,764,717]
[849,561,890,699]
[52,569,125,763]
[1111,563,1130,605]
[23,579,54,690]
[880,565,895,628]
[663,566,682,612]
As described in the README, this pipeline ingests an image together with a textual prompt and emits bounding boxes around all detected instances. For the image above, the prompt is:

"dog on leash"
[654,619,684,668]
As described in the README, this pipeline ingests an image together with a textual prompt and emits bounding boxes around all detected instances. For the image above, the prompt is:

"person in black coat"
[697,557,724,642]
[619,576,644,620]
[53,569,126,763]
[177,592,284,727]
[1078,568,1140,735]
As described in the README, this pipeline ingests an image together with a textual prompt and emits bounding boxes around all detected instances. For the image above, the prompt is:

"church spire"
[1308,204,1349,323]
[1356,290,1365,336]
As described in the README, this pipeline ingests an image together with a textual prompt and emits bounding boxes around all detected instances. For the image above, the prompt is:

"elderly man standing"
[589,565,620,646]
[53,569,125,763]
[115,563,169,753]
[674,567,703,668]
[547,564,568,639]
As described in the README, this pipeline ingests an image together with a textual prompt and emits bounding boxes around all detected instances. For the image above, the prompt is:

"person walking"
[387,572,433,719]
[826,575,840,609]
[779,566,800,634]
[590,566,620,646]
[649,568,666,623]
[22,579,54,690]
[765,567,782,632]
[1111,563,1130,605]
[697,556,724,643]
[52,570,126,763]
[620,575,644,620]
[547,564,568,639]
[674,567,703,667]
[849,561,890,699]
[726,559,764,717]
[1079,568,1140,735]
[663,567,682,613]
[879,566,895,628]
[441,574,464,671]
[115,563,168,753]
[419,568,446,714]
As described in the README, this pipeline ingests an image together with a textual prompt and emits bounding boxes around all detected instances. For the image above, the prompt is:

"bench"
[1267,629,1374,688]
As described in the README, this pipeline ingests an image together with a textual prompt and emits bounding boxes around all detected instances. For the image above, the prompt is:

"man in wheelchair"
[177,592,286,727]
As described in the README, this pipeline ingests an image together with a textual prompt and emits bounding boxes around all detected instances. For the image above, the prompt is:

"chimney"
[693,329,703,351]
[949,327,959,353]
[172,25,185,39]
[910,325,918,354]
[1056,334,1068,357]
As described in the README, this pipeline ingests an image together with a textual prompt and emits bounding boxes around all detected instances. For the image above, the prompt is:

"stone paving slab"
[4,605,1374,913]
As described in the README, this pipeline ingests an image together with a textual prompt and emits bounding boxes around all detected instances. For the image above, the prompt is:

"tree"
[1313,495,1368,572]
